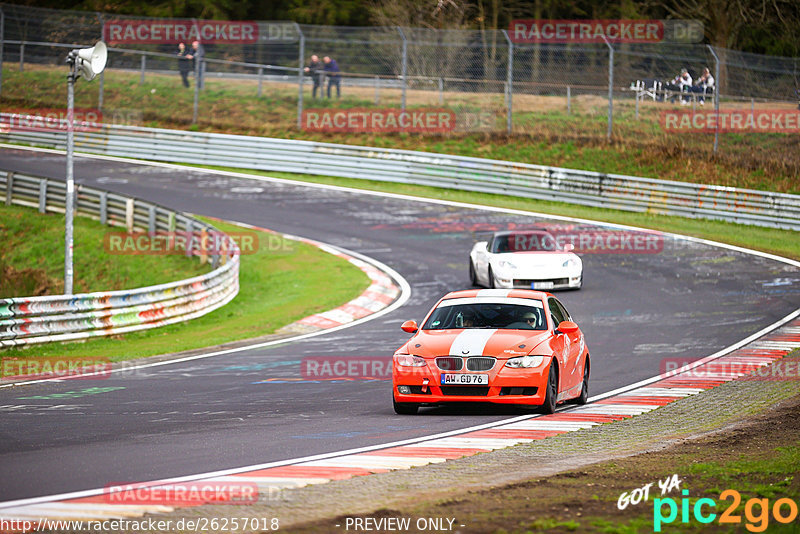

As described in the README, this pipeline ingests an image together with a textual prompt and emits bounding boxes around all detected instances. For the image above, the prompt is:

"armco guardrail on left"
[0,169,240,348]
[1,114,798,230]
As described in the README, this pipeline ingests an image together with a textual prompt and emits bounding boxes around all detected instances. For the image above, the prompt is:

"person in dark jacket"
[186,40,205,89]
[304,55,323,98]
[323,56,341,98]
[177,42,191,88]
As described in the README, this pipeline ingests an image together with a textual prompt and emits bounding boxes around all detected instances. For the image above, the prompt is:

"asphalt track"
[1,146,798,502]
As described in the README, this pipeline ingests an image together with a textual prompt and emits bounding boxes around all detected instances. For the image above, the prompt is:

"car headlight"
[505,355,546,368]
[395,355,427,367]
[497,259,518,270]
[562,258,580,269]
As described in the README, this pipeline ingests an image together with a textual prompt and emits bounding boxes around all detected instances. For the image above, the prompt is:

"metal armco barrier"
[1,114,799,230]
[0,169,240,347]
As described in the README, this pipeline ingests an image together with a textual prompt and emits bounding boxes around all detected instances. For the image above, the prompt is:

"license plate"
[440,374,489,385]
[532,281,554,290]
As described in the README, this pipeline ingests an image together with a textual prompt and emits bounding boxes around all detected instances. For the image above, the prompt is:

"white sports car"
[469,230,583,290]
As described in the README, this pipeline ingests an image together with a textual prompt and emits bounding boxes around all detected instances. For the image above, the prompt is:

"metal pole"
[297,28,304,129]
[19,41,23,72]
[567,86,571,114]
[707,45,720,153]
[65,62,76,295]
[97,13,104,112]
[438,77,443,105]
[140,54,145,84]
[375,75,379,105]
[603,36,613,141]
[502,30,513,134]
[257,66,263,97]
[398,27,407,111]
[634,82,639,119]
[192,54,199,124]
[0,8,4,98]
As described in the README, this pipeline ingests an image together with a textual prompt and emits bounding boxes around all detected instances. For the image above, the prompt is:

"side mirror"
[563,243,575,252]
[475,241,488,252]
[557,320,579,334]
[401,320,418,333]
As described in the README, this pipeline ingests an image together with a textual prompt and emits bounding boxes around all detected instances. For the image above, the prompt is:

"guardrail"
[0,168,240,347]
[1,114,799,230]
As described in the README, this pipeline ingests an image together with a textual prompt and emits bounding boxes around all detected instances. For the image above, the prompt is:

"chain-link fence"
[1,3,799,150]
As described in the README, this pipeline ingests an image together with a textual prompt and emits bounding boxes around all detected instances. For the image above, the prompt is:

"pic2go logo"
[654,489,799,532]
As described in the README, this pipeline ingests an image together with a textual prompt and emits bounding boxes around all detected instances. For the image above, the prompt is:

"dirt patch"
[0,260,57,297]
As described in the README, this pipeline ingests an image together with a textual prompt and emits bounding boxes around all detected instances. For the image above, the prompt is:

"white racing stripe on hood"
[449,329,498,356]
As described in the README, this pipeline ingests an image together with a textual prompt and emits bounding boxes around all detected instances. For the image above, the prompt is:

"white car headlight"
[395,355,427,367]
[562,257,580,269]
[505,355,545,368]
[497,259,518,270]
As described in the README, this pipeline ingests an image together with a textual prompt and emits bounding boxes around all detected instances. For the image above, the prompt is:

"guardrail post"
[99,191,107,224]
[438,77,443,105]
[38,179,47,213]
[257,66,263,97]
[375,75,379,105]
[185,219,194,258]
[192,55,199,124]
[97,13,104,111]
[296,23,304,129]
[19,40,24,72]
[125,198,134,232]
[168,211,175,231]
[397,27,407,111]
[140,55,145,85]
[148,204,156,234]
[707,45,720,153]
[5,171,13,206]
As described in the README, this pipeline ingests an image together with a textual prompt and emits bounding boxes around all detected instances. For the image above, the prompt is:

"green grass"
[1,213,371,361]
[0,203,207,297]
[195,166,800,261]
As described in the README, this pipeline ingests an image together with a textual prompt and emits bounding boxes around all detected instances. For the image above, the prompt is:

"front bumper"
[392,360,549,406]
[493,271,582,290]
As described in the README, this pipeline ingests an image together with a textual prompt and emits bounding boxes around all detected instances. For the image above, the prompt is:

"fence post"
[602,35,613,141]
[634,82,639,119]
[97,13,104,111]
[374,75,379,105]
[257,66,263,97]
[140,54,145,84]
[19,40,24,72]
[567,86,571,114]
[297,24,304,129]
[438,77,443,105]
[5,171,12,205]
[99,191,107,225]
[397,27,407,111]
[707,45,720,153]
[0,7,4,98]
[38,180,47,213]
[192,53,199,124]
[502,30,513,134]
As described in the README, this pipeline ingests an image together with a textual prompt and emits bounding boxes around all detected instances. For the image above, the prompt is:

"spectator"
[666,68,692,104]
[177,42,191,88]
[186,40,205,89]
[692,67,714,105]
[323,56,341,99]
[304,54,323,98]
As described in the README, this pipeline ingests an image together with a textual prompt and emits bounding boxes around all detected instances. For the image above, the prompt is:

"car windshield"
[423,301,547,331]
[491,232,558,253]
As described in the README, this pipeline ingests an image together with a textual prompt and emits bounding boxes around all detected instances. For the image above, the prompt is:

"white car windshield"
[491,232,558,253]
[423,303,547,331]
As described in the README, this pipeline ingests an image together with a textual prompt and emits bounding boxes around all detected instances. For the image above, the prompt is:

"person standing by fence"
[187,40,205,89]
[323,56,341,98]
[177,42,191,88]
[304,55,323,98]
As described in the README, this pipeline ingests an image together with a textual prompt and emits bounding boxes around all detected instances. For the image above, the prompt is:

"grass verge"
[196,166,800,261]
[1,214,371,361]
